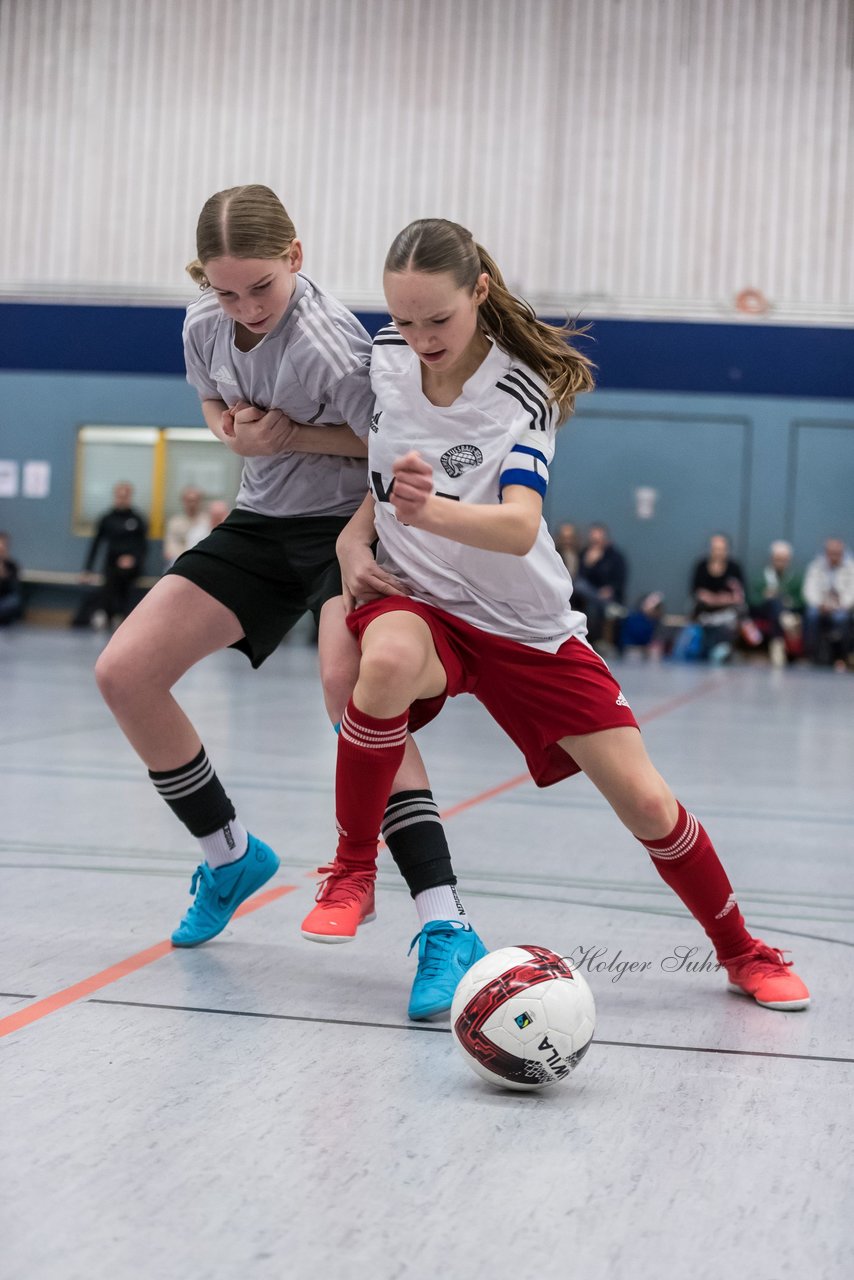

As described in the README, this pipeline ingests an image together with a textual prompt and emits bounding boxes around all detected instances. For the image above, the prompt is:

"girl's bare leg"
[557,727,678,839]
[95,575,244,770]
[96,575,280,946]
[317,596,439,789]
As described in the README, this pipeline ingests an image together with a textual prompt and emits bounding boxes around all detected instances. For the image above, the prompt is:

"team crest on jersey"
[440,444,483,478]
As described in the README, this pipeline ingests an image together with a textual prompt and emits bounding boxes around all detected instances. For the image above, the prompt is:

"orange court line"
[0,884,296,1040]
[1,673,725,1040]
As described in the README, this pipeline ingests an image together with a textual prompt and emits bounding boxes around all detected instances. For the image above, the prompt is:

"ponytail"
[474,243,595,421]
[384,218,595,422]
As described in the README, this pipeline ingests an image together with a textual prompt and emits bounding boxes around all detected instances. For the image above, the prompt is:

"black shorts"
[167,508,351,668]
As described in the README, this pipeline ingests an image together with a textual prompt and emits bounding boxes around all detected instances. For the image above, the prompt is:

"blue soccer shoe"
[171,834,280,947]
[407,919,488,1020]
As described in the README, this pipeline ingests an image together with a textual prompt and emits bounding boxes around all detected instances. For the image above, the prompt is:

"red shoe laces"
[314,862,375,907]
[735,942,793,975]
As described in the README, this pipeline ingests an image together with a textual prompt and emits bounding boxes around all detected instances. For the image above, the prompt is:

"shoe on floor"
[709,641,732,665]
[723,938,810,1010]
[768,637,787,668]
[301,861,376,942]
[171,834,280,947]
[407,920,489,1020]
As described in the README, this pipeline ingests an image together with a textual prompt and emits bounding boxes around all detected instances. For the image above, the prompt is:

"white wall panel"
[0,0,851,321]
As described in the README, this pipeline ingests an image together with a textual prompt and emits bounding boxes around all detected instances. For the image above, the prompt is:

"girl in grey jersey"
[95,187,482,1016]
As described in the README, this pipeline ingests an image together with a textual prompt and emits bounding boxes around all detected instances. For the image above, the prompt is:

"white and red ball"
[451,945,596,1091]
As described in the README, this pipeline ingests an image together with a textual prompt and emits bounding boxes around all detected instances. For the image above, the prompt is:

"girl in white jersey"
[95,190,486,1018]
[311,218,810,1014]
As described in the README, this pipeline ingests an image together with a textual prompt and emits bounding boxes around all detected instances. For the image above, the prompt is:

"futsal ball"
[451,945,596,1091]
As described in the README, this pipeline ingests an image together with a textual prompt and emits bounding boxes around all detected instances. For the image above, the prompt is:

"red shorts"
[346,597,639,787]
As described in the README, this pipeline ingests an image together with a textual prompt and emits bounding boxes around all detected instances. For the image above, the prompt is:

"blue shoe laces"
[408,922,468,979]
[189,863,216,897]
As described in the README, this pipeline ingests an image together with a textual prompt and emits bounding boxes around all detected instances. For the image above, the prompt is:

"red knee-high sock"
[335,699,409,871]
[637,802,752,961]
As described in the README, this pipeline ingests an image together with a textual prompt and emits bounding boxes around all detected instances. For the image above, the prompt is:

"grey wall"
[3,0,853,325]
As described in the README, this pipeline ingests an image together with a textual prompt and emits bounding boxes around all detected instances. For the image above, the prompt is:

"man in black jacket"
[0,530,23,626]
[72,482,148,629]
[572,522,628,647]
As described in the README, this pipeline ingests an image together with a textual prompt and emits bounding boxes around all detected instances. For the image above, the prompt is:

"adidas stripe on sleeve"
[294,289,374,439]
[495,362,558,499]
[495,367,554,433]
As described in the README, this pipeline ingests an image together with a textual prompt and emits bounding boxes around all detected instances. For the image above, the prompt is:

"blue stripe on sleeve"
[499,468,548,497]
[509,444,549,465]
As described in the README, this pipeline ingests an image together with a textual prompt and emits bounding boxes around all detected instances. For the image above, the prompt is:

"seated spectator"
[0,531,23,626]
[72,481,148,630]
[618,591,665,655]
[749,540,804,667]
[572,522,627,648]
[163,485,211,570]
[691,533,745,664]
[554,521,580,578]
[802,537,854,672]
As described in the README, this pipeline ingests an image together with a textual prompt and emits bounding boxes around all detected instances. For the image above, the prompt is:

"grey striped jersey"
[183,273,372,518]
[369,328,589,651]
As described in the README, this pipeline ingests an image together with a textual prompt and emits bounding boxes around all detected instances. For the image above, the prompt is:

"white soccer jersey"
[183,273,372,518]
[369,327,589,650]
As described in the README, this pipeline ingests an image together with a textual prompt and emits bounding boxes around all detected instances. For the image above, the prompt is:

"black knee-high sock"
[148,746,248,867]
[382,790,457,896]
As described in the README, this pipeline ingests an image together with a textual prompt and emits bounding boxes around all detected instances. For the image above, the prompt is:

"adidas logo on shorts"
[615,692,630,707]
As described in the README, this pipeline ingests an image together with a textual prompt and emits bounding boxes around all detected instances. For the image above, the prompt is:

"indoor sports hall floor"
[2,626,851,1280]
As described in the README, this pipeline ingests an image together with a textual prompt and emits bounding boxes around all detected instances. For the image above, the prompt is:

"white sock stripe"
[340,715,408,750]
[153,759,214,796]
[154,767,212,795]
[341,727,409,750]
[152,754,210,784]
[382,810,441,835]
[384,795,439,813]
[381,813,444,838]
[154,772,215,801]
[645,813,699,861]
[341,711,408,749]
[382,798,440,822]
[340,717,407,743]
[340,711,407,742]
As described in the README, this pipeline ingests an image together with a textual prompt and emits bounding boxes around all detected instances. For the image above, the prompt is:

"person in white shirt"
[308,217,810,1015]
[802,537,854,671]
[163,486,211,570]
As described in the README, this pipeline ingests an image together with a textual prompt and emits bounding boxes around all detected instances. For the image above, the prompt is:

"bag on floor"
[671,623,704,662]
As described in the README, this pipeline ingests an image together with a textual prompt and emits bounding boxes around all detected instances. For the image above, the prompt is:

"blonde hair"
[186,185,297,288]
[383,218,595,421]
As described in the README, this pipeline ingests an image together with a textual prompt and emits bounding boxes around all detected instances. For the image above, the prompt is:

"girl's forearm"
[289,423,368,458]
[409,492,540,557]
